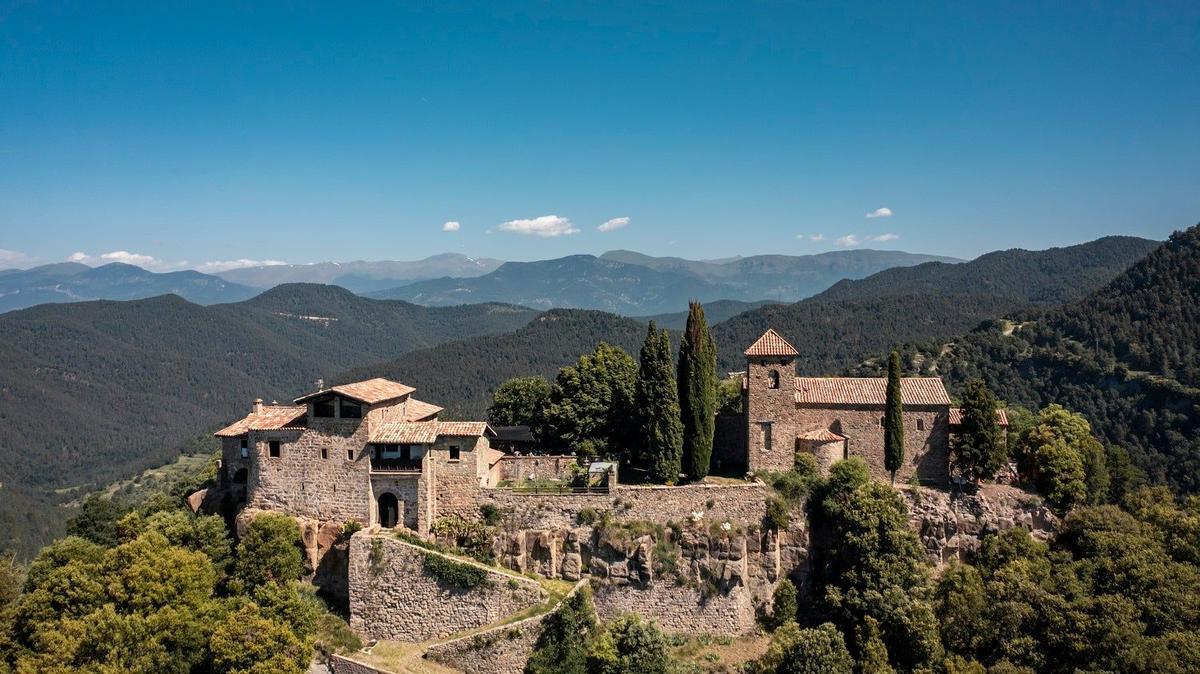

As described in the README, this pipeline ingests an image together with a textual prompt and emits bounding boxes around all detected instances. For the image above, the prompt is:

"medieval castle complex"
[212,328,1021,673]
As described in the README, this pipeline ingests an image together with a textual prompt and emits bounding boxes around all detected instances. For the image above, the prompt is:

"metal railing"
[503,482,609,495]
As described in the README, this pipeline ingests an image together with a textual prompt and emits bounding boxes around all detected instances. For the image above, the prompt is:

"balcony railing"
[370,457,423,472]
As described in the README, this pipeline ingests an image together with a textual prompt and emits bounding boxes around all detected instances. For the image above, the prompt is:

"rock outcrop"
[903,485,1058,566]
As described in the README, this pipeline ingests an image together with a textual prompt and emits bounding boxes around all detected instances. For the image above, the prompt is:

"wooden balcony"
[370,457,423,473]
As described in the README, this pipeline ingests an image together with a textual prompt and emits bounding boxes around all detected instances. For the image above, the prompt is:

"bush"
[234,513,305,589]
[422,553,490,589]
[793,452,820,478]
[587,614,670,674]
[430,515,495,562]
[576,507,600,525]
[768,579,797,629]
[765,496,790,531]
[479,503,504,527]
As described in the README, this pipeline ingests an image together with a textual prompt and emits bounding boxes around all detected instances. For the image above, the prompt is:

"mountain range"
[214,253,504,292]
[0,262,259,313]
[368,249,958,314]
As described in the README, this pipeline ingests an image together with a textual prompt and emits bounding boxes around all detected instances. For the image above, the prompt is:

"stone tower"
[744,329,799,472]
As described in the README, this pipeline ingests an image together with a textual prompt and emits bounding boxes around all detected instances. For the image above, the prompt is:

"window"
[759,422,773,451]
[917,419,926,431]
[268,441,281,458]
[768,370,780,389]
[340,399,363,419]
[448,445,461,462]
[320,448,328,459]
[347,449,355,461]
[880,416,886,428]
[240,438,249,458]
[314,399,336,418]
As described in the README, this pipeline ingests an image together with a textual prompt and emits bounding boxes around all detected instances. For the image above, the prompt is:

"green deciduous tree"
[748,622,854,674]
[587,614,670,674]
[526,586,598,674]
[487,376,552,438]
[883,350,905,484]
[1014,404,1109,509]
[543,343,638,458]
[677,301,717,481]
[952,379,1006,482]
[210,603,312,674]
[767,578,797,630]
[233,513,305,590]
[635,323,683,483]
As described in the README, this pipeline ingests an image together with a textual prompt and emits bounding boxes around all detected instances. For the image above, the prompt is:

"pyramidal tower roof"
[744,329,799,357]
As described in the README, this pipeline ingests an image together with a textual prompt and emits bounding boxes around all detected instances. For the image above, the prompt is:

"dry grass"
[669,633,771,672]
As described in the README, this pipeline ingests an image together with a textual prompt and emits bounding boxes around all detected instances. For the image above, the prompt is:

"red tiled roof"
[215,405,307,437]
[404,398,443,422]
[949,407,1010,426]
[796,428,847,442]
[294,377,415,405]
[369,420,493,444]
[793,377,951,406]
[744,329,799,357]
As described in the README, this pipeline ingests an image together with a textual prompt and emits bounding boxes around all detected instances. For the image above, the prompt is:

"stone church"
[734,329,997,484]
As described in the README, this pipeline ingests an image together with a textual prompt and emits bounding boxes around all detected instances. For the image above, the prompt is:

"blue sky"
[1,1,1197,271]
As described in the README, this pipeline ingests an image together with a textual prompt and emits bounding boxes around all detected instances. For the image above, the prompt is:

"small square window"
[917,419,926,431]
[269,441,281,458]
[448,446,461,462]
[347,449,355,461]
[320,448,328,459]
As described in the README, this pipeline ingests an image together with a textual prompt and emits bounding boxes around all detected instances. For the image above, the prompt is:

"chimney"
[316,378,325,391]
[252,398,264,414]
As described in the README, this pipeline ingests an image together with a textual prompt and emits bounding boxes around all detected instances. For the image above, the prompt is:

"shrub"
[341,520,363,536]
[234,513,305,589]
[479,503,504,527]
[768,579,798,629]
[422,553,490,589]
[577,507,600,525]
[793,452,820,478]
[765,496,790,531]
[430,515,495,562]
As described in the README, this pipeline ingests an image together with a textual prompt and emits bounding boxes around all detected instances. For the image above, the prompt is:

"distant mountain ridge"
[0,262,258,313]
[369,249,957,314]
[216,253,504,291]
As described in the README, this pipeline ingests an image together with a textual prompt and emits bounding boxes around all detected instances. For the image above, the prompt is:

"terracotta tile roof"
[294,377,415,405]
[796,428,847,442]
[437,421,494,437]
[949,408,1009,426]
[215,405,307,437]
[404,398,443,422]
[744,329,799,357]
[370,422,440,444]
[793,377,951,406]
[369,420,494,444]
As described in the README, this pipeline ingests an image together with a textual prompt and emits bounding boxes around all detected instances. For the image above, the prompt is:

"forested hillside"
[337,309,650,418]
[711,235,1160,372]
[852,225,1200,493]
[0,285,536,555]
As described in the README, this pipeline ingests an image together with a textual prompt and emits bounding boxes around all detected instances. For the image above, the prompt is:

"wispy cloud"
[597,216,630,233]
[498,214,579,237]
[0,248,32,268]
[810,234,826,242]
[865,207,893,218]
[836,234,861,247]
[442,220,461,232]
[194,259,289,273]
[871,233,899,242]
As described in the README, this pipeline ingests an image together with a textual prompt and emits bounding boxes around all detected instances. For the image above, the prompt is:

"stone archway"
[378,492,399,529]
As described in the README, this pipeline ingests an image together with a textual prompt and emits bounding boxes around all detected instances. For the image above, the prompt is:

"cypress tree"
[952,379,1005,482]
[884,350,905,484]
[678,301,717,481]
[637,322,684,483]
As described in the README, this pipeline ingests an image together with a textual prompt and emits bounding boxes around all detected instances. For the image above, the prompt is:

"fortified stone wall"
[494,455,579,483]
[329,654,390,674]
[246,420,374,523]
[429,436,488,524]
[425,581,589,674]
[348,533,545,642]
[480,482,769,531]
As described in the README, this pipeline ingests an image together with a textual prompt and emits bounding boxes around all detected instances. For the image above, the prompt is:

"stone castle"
[211,328,1024,674]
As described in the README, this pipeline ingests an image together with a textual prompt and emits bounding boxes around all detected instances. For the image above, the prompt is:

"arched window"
[768,370,780,389]
[378,493,399,529]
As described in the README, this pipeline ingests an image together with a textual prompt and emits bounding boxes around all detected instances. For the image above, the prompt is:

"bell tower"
[744,329,799,472]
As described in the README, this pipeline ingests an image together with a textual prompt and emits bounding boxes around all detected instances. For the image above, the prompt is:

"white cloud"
[597,216,630,233]
[866,207,893,218]
[442,220,461,232]
[497,214,579,237]
[0,248,32,268]
[194,259,289,273]
[810,234,826,242]
[836,234,861,247]
[871,233,900,242]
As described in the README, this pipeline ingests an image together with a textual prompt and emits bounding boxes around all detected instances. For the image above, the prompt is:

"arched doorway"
[378,493,399,529]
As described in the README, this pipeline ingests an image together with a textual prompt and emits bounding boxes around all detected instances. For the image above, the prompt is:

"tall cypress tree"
[678,301,717,481]
[884,350,905,484]
[637,322,684,484]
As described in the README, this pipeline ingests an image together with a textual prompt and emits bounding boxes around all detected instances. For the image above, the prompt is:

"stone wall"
[369,474,420,531]
[592,581,757,635]
[903,485,1059,567]
[428,436,488,524]
[494,455,579,483]
[795,404,949,484]
[348,533,545,642]
[246,421,374,523]
[480,482,769,531]
[425,580,589,674]
[329,654,390,674]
